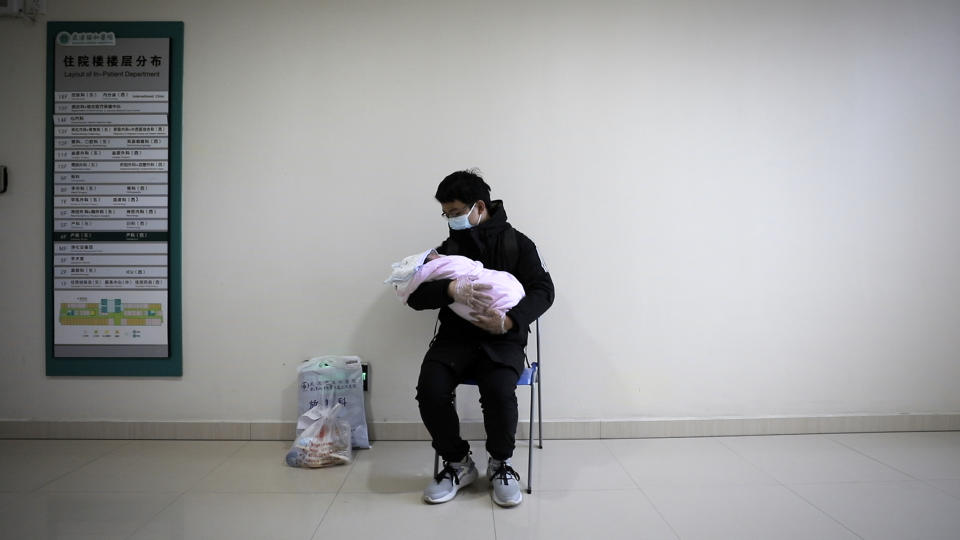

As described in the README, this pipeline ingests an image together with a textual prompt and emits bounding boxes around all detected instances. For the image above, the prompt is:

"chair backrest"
[516,319,540,386]
[534,318,541,367]
[523,318,540,366]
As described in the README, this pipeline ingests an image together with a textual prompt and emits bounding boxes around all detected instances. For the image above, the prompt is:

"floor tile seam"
[336,488,429,495]
[921,480,960,502]
[782,479,951,487]
[822,431,959,450]
[777,481,866,539]
[30,440,135,493]
[714,436,788,485]
[333,454,360,494]
[0,438,129,452]
[325,487,679,498]
[121,490,187,540]
[600,439,682,540]
[634,481,795,491]
[518,486,645,493]
[633,484,683,540]
[19,489,183,495]
[310,489,459,540]
[338,486,645,494]
[179,440,252,493]
[597,438,644,483]
[332,488,492,498]
[123,443,251,539]
[823,434,926,481]
[490,482,498,540]
[782,478,960,509]
[308,455,363,538]
[185,489,344,495]
[306,492,339,540]
[716,435,917,485]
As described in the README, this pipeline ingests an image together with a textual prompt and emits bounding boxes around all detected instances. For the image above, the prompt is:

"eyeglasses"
[440,206,472,219]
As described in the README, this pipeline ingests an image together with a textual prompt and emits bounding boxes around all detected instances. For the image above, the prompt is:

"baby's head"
[425,249,443,262]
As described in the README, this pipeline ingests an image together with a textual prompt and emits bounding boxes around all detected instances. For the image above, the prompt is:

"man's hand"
[469,307,514,335]
[449,277,493,310]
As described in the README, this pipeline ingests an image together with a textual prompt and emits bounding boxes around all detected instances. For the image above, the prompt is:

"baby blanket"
[385,251,525,321]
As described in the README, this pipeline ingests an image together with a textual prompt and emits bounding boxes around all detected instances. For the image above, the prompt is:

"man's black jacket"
[407,200,555,375]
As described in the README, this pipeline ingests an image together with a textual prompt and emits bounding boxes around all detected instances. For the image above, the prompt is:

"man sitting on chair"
[407,169,555,507]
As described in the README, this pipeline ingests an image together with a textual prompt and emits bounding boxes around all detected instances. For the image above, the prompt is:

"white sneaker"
[487,458,522,507]
[423,454,478,504]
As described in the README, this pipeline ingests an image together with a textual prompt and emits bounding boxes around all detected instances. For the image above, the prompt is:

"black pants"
[415,343,520,462]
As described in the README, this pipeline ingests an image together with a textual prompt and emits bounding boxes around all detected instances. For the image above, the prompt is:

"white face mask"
[447,202,477,230]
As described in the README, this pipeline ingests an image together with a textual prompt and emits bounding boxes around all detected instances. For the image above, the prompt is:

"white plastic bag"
[298,356,370,449]
[285,403,352,468]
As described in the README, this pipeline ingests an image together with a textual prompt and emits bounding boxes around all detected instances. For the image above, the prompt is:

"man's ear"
[476,200,487,216]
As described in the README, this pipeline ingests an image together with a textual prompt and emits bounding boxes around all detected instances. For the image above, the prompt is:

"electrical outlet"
[23,0,44,16]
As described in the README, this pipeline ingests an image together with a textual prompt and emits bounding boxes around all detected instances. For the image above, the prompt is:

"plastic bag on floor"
[285,402,352,468]
[298,355,370,449]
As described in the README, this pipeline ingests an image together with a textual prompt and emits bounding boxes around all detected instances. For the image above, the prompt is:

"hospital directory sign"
[46,22,183,376]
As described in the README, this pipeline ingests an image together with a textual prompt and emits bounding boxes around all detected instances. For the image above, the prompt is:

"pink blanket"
[393,255,525,321]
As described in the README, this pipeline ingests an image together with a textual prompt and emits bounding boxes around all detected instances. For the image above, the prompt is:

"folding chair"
[433,319,542,494]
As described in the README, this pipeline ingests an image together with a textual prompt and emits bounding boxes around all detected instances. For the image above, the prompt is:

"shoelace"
[435,462,463,485]
[490,463,520,486]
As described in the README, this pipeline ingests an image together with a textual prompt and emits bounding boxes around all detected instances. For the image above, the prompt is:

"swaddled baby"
[385,249,525,322]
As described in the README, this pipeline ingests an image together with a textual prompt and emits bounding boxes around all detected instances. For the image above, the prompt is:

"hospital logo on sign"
[57,31,117,46]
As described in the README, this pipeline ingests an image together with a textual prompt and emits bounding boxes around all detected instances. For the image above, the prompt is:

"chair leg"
[527,374,535,494]
[537,368,543,449]
[535,318,543,449]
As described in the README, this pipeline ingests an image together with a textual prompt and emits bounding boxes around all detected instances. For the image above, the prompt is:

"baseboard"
[1,414,958,441]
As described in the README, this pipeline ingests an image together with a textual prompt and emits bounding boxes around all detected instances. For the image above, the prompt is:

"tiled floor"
[1,432,959,539]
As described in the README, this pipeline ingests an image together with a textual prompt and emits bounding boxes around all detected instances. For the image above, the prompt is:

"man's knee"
[415,382,454,407]
[415,362,456,406]
[478,377,519,409]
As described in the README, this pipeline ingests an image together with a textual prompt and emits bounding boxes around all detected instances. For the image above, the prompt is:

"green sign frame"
[46,21,183,376]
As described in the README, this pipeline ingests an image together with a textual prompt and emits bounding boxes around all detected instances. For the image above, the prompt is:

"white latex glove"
[469,307,514,335]
[449,277,493,310]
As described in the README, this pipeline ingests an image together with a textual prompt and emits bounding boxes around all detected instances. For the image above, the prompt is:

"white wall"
[1,0,959,425]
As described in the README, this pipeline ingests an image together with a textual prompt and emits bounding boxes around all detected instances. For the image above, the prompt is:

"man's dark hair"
[435,169,492,207]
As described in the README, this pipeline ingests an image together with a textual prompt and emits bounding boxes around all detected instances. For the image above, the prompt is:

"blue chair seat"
[462,362,538,387]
